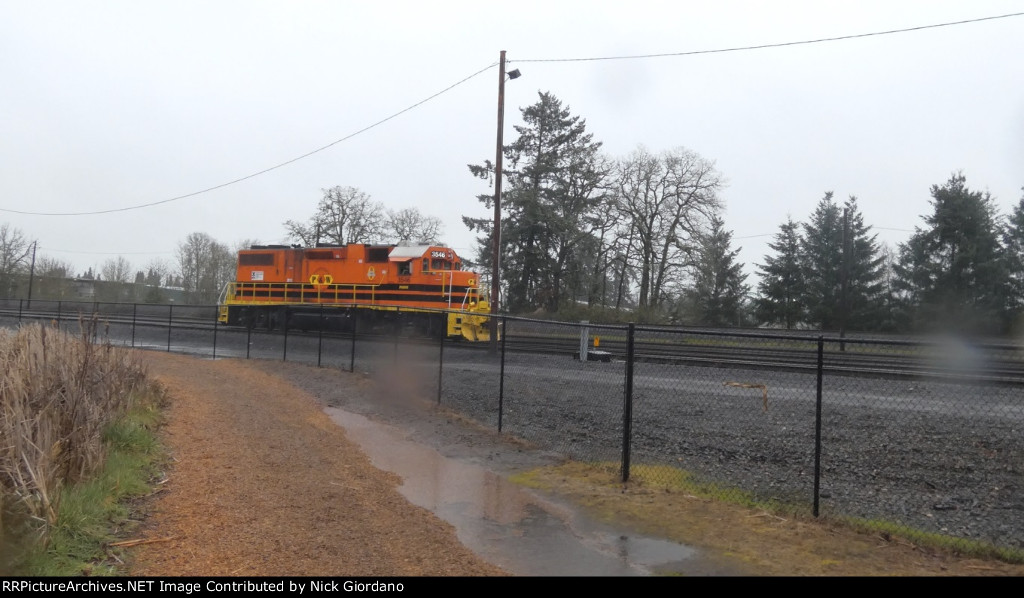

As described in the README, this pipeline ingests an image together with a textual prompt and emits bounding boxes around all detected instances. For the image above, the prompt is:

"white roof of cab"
[388,245,432,259]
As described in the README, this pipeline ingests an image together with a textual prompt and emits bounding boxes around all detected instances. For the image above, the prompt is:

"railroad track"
[500,328,1024,385]
[6,305,1024,385]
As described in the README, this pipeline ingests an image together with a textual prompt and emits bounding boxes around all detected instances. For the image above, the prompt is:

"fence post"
[393,308,400,365]
[317,305,324,368]
[56,300,61,330]
[436,331,444,405]
[622,322,635,483]
[212,312,218,360]
[166,305,173,352]
[814,335,824,518]
[498,316,507,432]
[349,316,357,373]
[131,303,137,348]
[246,323,252,360]
[579,320,589,361]
[282,308,289,362]
[18,299,22,322]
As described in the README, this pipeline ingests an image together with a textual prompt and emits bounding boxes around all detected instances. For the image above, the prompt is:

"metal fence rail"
[1,298,1021,554]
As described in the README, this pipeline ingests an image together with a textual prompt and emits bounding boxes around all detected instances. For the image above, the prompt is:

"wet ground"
[325,406,743,576]
[10,316,1024,575]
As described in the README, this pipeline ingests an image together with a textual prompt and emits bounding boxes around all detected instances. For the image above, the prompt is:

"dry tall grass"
[0,317,147,545]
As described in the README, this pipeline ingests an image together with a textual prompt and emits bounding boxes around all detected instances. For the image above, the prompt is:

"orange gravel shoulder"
[127,352,507,576]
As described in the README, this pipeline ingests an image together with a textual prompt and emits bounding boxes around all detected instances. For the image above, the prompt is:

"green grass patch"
[623,463,804,516]
[517,459,1024,565]
[832,513,1024,564]
[12,385,167,576]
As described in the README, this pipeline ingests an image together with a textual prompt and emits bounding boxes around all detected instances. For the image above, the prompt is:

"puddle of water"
[326,407,724,576]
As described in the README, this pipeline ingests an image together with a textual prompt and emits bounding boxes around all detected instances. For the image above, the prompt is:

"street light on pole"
[490,50,520,353]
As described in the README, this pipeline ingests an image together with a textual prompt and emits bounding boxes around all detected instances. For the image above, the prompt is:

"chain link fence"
[1,299,1021,556]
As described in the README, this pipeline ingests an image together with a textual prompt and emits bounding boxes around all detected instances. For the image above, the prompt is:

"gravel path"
[128,351,508,576]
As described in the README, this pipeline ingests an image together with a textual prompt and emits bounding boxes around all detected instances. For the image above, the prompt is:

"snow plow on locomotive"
[217,243,494,341]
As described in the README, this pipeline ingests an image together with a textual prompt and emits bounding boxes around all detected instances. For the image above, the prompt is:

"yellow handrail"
[224,281,382,306]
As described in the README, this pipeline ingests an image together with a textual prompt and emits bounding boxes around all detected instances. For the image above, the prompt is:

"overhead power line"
[0,62,498,217]
[4,10,1020,217]
[735,226,915,241]
[41,247,173,256]
[514,11,1024,63]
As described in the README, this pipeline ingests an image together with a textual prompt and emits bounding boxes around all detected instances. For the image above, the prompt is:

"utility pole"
[27,241,37,307]
[489,50,509,354]
[487,50,520,353]
[490,50,508,353]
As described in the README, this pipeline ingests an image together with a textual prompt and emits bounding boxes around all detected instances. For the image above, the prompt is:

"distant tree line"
[283,186,444,247]
[0,192,451,306]
[0,227,236,305]
[462,91,1024,336]
[464,92,739,324]
[755,175,1024,336]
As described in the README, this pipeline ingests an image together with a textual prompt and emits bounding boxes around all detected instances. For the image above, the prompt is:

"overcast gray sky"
[2,1,1022,284]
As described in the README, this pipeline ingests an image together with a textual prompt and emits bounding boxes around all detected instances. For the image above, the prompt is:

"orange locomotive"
[217,242,493,341]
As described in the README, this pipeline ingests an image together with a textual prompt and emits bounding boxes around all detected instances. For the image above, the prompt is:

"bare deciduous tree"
[285,186,387,246]
[0,223,32,298]
[387,207,443,244]
[97,255,135,302]
[176,232,234,304]
[613,146,724,310]
[100,256,133,283]
[35,256,74,278]
[143,258,172,287]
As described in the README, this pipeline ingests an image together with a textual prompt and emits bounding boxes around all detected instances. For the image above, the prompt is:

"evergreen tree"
[145,267,162,287]
[998,188,1024,331]
[839,196,886,331]
[797,193,885,332]
[874,243,905,332]
[686,215,748,326]
[755,217,805,329]
[893,173,1006,335]
[466,91,607,312]
[800,192,844,330]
